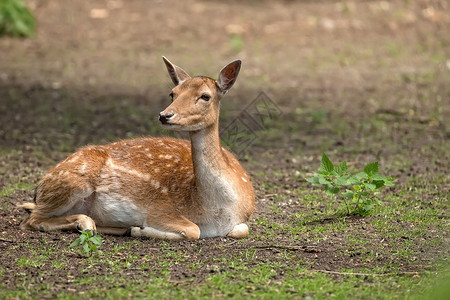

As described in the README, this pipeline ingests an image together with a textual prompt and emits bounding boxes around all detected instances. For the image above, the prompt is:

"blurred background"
[0,0,448,174]
[1,0,448,149]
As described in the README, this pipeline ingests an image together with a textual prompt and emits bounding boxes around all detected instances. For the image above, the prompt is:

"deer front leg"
[130,224,200,240]
[130,227,184,240]
[20,213,96,232]
[130,214,201,240]
[227,223,249,239]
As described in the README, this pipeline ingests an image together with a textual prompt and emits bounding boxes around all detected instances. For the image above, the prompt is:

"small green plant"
[69,230,103,257]
[0,0,36,37]
[306,153,394,215]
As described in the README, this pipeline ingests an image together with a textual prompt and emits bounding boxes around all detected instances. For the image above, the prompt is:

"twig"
[254,245,321,253]
[0,238,15,243]
[308,269,425,277]
[375,109,405,116]
[262,194,278,198]
[221,240,238,247]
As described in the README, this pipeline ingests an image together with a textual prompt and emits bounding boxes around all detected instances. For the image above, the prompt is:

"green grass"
[0,181,35,197]
[2,260,448,299]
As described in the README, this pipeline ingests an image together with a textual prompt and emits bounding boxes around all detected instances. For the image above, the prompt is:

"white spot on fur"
[80,163,87,173]
[151,180,160,189]
[161,187,168,194]
[66,153,81,164]
[241,177,247,183]
[164,154,172,160]
[58,170,69,176]
[106,158,150,181]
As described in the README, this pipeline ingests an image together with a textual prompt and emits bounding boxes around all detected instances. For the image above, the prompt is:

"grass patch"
[0,181,34,197]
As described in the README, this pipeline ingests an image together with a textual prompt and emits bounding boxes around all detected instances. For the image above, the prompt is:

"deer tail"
[17,202,36,213]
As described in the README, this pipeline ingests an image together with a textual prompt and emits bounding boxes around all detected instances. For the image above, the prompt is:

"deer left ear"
[216,60,241,95]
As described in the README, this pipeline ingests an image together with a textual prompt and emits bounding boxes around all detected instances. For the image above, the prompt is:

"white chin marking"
[162,123,181,130]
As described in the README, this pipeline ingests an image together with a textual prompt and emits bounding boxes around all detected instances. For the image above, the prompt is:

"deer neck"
[189,123,237,204]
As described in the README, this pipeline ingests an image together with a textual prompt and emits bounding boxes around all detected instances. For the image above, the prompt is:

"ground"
[0,0,449,298]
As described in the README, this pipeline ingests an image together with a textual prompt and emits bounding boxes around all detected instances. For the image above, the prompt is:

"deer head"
[159,56,241,132]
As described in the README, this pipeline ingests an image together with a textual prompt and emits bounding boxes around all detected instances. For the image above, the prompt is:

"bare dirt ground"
[0,0,449,298]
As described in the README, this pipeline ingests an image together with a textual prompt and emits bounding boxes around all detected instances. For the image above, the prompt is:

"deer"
[18,57,255,240]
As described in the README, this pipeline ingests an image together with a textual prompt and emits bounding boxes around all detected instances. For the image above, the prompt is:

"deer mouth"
[161,122,182,130]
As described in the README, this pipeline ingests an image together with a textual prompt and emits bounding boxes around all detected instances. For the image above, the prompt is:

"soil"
[0,0,449,297]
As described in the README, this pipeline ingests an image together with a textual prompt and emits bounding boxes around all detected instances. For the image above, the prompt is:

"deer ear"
[216,60,241,95]
[163,56,191,86]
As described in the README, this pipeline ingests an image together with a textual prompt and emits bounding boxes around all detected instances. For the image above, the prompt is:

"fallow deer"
[19,57,255,240]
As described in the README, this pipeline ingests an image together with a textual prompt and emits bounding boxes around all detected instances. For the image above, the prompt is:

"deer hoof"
[75,215,96,232]
[130,227,142,237]
[227,223,249,239]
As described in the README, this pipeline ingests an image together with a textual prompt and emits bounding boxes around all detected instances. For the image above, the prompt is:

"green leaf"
[325,184,339,195]
[0,0,36,37]
[347,176,361,185]
[365,183,377,190]
[384,178,395,187]
[90,235,102,246]
[372,180,385,189]
[354,172,369,180]
[318,176,331,185]
[69,238,81,248]
[79,234,87,244]
[371,173,387,181]
[306,176,320,184]
[342,191,354,199]
[333,161,348,176]
[82,243,90,253]
[334,176,349,186]
[320,153,334,174]
[363,204,373,211]
[364,162,378,176]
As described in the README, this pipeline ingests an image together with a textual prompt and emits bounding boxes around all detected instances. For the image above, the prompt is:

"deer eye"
[200,94,211,101]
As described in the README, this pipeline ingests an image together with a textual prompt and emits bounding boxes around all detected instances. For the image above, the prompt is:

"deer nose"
[159,112,174,124]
